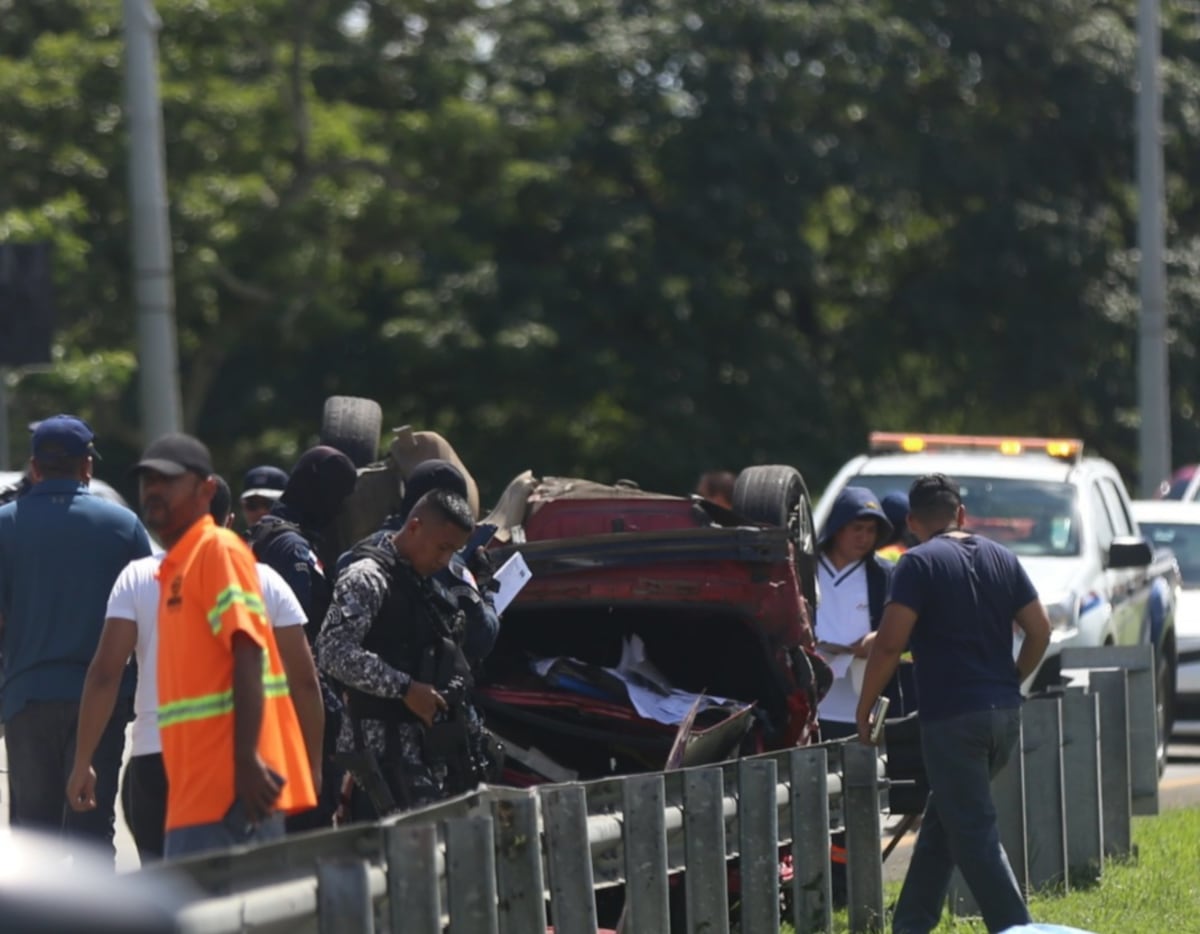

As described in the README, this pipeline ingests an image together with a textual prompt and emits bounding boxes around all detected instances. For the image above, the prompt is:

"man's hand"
[66,764,98,812]
[851,631,876,659]
[403,681,448,727]
[856,702,880,746]
[235,753,284,822]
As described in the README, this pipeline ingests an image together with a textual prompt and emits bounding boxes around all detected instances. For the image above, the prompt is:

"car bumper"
[1173,637,1200,736]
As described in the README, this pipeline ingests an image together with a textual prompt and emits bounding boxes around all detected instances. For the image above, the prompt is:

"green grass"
[822,806,1200,933]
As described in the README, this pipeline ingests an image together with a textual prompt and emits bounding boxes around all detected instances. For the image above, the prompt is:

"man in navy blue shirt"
[0,415,152,859]
[856,473,1051,934]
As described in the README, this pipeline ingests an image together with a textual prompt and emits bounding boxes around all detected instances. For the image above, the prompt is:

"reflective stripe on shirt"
[206,585,267,635]
[159,672,291,729]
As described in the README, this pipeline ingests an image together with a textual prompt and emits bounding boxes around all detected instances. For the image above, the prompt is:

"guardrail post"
[1062,690,1104,885]
[737,758,780,934]
[492,796,546,934]
[789,746,832,933]
[842,742,885,933]
[540,785,599,934]
[318,859,374,933]
[1023,696,1068,893]
[623,774,670,933]
[683,768,731,934]
[385,822,442,933]
[993,714,1028,896]
[446,816,500,934]
[949,715,1028,915]
[1089,669,1133,858]
[1061,645,1159,816]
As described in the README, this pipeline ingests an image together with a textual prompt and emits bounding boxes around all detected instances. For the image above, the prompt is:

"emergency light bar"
[868,432,1083,462]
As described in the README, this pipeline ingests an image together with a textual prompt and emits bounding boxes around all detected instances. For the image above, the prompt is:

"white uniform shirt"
[814,558,872,724]
[105,554,306,756]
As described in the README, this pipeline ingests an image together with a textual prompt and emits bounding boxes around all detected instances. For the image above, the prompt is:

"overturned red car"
[472,466,828,784]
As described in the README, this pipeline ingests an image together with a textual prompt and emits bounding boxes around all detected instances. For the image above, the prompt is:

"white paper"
[492,551,532,614]
[611,635,739,725]
[849,657,867,693]
[616,633,674,693]
[826,653,854,680]
[529,635,746,726]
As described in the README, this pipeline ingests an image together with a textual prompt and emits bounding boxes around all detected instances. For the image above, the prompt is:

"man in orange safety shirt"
[130,433,315,858]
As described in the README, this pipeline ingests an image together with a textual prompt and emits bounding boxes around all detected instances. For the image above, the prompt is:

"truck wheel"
[733,465,818,608]
[321,395,382,468]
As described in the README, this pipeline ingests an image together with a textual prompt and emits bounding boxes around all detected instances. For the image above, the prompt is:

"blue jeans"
[164,798,286,860]
[892,706,1029,934]
[5,696,131,863]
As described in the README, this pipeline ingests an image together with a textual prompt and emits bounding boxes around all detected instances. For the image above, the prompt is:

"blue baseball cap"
[241,464,288,502]
[30,414,101,461]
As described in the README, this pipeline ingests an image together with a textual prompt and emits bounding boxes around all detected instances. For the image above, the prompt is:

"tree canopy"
[2,0,1198,505]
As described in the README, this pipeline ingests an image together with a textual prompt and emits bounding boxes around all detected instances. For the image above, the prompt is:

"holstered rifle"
[334,749,399,816]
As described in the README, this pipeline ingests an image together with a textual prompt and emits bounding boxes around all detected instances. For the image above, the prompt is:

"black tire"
[733,465,817,608]
[320,395,382,468]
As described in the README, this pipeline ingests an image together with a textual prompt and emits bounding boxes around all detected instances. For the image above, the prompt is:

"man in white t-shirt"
[815,486,899,738]
[65,476,324,861]
[813,485,900,906]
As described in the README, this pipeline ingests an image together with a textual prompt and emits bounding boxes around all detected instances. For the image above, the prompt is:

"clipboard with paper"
[492,551,532,614]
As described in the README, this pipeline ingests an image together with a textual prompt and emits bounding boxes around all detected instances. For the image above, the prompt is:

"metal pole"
[1137,0,1170,497]
[123,0,182,441]
[0,366,10,470]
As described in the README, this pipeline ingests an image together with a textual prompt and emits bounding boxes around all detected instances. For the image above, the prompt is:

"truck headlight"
[1045,593,1079,632]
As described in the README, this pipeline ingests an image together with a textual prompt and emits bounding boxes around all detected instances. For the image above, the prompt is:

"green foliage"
[869,807,1200,932]
[2,0,1199,501]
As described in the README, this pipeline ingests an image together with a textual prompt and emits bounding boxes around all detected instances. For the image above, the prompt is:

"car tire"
[321,395,382,468]
[733,465,817,608]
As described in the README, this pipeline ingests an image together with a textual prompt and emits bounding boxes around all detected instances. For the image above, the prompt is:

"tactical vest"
[343,541,472,724]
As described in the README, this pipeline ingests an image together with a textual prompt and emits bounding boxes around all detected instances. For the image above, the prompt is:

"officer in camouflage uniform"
[315,487,481,812]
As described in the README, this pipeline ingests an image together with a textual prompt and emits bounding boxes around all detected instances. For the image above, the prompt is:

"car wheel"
[733,465,817,608]
[1156,641,1176,777]
[321,395,382,468]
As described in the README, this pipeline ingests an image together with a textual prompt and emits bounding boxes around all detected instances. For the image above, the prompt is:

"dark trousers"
[6,696,132,862]
[121,753,168,862]
[893,707,1028,934]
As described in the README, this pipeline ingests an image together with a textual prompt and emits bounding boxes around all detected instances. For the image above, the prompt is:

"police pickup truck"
[814,433,1178,757]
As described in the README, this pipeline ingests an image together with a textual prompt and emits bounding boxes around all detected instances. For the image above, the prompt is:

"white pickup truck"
[813,432,1178,755]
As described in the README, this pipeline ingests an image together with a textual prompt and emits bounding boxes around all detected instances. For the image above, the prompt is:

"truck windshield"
[855,475,1082,557]
[1138,521,1200,587]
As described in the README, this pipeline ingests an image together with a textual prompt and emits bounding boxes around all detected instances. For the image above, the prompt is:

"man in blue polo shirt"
[0,415,151,859]
[856,473,1051,934]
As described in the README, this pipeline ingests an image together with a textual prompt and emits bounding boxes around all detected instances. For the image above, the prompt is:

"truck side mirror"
[1107,536,1153,569]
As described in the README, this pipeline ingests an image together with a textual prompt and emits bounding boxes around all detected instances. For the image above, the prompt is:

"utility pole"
[123,0,182,441]
[1137,0,1171,497]
[0,367,9,471]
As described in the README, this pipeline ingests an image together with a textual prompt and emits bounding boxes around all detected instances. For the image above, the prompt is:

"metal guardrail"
[949,644,1159,917]
[146,741,889,934]
[138,645,1160,933]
